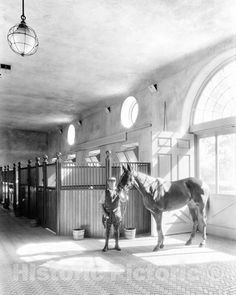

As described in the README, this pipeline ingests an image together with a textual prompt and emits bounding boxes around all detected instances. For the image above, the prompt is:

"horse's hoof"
[114,246,121,251]
[199,242,205,248]
[185,240,192,246]
[160,244,164,249]
[153,246,160,252]
[102,247,108,252]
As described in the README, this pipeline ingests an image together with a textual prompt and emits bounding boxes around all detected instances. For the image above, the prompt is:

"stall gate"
[0,165,16,210]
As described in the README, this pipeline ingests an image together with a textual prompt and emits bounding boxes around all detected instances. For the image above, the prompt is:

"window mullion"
[215,135,219,194]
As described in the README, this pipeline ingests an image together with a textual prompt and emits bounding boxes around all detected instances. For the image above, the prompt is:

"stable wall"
[47,91,153,164]
[48,38,236,168]
[0,128,48,166]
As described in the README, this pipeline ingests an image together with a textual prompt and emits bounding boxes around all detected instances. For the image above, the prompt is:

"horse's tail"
[186,179,210,231]
[202,181,210,211]
[185,178,210,208]
[185,178,204,199]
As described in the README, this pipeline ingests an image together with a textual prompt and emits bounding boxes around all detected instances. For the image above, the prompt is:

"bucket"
[30,219,38,227]
[124,227,136,239]
[72,229,85,240]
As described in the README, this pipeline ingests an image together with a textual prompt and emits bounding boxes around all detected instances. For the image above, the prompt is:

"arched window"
[192,57,236,195]
[194,59,236,124]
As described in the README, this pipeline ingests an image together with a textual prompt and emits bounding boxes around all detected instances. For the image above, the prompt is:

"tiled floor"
[1,208,236,295]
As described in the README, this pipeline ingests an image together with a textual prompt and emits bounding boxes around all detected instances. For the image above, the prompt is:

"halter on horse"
[117,164,210,251]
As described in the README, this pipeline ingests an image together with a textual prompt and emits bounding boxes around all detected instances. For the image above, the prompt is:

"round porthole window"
[121,96,139,128]
[67,124,75,145]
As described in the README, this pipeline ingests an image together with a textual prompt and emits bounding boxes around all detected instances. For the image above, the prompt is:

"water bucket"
[30,219,38,227]
[124,227,136,239]
[72,229,85,240]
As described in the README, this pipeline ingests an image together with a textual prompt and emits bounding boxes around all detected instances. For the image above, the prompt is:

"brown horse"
[117,164,210,251]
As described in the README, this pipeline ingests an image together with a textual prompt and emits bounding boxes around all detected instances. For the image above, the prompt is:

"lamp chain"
[21,0,26,21]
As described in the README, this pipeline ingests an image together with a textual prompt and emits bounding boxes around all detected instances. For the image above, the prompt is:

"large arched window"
[192,57,236,195]
[194,59,236,124]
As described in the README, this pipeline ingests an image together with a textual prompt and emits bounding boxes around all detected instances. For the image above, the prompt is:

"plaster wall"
[48,39,236,169]
[0,128,48,166]
[47,91,153,164]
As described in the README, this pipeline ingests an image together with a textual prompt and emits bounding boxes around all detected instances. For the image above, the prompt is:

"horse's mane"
[134,171,170,202]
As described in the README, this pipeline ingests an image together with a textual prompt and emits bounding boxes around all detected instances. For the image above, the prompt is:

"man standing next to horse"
[102,177,122,252]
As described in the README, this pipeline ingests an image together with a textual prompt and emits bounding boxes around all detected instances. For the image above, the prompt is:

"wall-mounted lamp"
[77,120,82,126]
[148,83,158,93]
[105,106,111,113]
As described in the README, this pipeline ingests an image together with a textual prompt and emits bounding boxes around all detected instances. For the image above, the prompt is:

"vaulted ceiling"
[0,0,235,131]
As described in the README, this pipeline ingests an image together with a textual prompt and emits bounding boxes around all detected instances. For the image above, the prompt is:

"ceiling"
[0,0,236,132]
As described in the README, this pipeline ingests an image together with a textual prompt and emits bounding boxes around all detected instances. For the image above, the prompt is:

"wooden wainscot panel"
[59,188,151,237]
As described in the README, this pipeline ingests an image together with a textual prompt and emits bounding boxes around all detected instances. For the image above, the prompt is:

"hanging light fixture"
[7,0,39,57]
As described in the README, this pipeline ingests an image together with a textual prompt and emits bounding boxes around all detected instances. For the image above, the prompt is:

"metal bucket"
[124,227,136,239]
[72,229,85,240]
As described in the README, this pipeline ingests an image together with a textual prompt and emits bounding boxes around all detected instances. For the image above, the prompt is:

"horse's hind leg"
[198,205,207,247]
[152,212,164,251]
[185,205,198,246]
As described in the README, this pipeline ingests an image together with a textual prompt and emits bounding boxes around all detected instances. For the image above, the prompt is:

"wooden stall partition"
[59,189,105,237]
[59,161,106,237]
[1,165,16,210]
[121,189,151,235]
[37,160,44,226]
[59,188,150,237]
[58,159,151,237]
[56,153,62,235]
[41,155,57,233]
[37,186,44,226]
[2,166,8,208]
[0,167,2,204]
[28,161,37,219]
[19,162,29,217]
[33,155,57,233]
[18,162,22,214]
[61,164,106,188]
[5,165,9,209]
[12,164,17,211]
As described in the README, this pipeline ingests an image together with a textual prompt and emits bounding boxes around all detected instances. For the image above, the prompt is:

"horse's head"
[117,164,135,195]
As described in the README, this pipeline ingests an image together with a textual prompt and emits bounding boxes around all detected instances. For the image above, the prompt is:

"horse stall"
[1,165,16,210]
[0,157,151,238]
[59,161,151,237]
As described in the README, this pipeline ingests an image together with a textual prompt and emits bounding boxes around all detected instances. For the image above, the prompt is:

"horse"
[117,164,210,251]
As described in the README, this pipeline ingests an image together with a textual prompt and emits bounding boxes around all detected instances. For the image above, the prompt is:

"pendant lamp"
[7,0,39,57]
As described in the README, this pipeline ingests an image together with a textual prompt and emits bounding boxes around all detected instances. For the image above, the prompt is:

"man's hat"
[107,177,116,182]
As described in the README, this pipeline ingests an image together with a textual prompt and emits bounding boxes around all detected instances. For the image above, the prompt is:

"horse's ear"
[122,164,127,172]
[127,163,132,172]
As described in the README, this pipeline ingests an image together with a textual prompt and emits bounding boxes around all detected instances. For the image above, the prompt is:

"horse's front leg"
[152,212,164,251]
[114,222,121,251]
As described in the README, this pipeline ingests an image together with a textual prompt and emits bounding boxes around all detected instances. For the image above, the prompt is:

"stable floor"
[0,208,236,295]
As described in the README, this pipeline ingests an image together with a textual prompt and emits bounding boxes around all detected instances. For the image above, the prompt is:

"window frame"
[197,130,236,195]
[191,57,236,197]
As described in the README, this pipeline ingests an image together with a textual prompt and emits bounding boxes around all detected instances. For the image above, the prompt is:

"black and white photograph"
[0,0,236,294]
